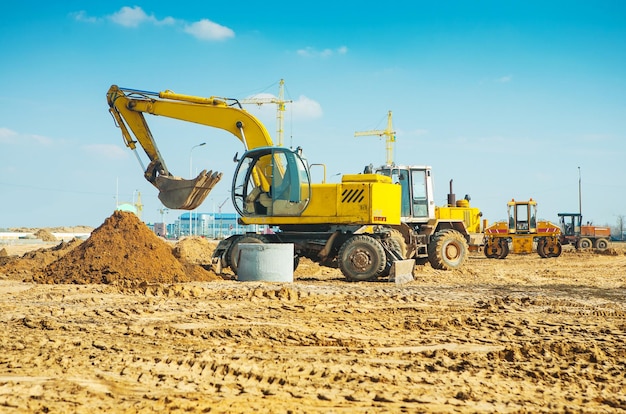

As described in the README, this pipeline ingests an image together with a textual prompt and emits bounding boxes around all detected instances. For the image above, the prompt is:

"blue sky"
[1,1,625,229]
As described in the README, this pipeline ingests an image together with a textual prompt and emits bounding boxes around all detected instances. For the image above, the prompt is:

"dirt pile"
[172,236,216,264]
[35,211,221,285]
[34,229,57,241]
[0,239,82,279]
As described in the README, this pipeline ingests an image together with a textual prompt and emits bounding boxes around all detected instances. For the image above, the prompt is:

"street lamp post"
[578,166,582,216]
[189,142,206,236]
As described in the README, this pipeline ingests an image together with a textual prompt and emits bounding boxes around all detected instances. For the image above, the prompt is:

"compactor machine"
[484,198,562,259]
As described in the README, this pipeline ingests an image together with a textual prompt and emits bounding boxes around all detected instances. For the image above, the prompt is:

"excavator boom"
[106,85,274,210]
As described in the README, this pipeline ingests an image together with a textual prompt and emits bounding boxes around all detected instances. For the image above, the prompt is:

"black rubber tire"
[387,229,408,259]
[338,235,387,282]
[498,239,509,259]
[428,229,468,270]
[537,238,547,258]
[549,242,562,257]
[484,240,502,259]
[226,234,268,274]
[578,238,592,249]
[595,238,609,250]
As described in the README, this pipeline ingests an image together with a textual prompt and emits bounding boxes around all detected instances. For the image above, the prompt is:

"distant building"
[153,222,167,237]
[167,212,266,239]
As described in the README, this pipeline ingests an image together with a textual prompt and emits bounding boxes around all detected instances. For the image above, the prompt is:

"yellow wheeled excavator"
[483,198,562,259]
[107,85,471,281]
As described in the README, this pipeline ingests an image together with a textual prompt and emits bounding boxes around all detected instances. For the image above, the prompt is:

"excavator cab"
[232,146,311,217]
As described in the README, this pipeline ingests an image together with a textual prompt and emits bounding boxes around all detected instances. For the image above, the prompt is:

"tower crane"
[355,110,396,165]
[240,79,292,147]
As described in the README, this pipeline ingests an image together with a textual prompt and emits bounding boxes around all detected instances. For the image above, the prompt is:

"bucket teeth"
[152,170,223,210]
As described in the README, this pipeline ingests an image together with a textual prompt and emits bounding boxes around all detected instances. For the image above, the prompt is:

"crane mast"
[240,79,292,147]
[355,111,396,165]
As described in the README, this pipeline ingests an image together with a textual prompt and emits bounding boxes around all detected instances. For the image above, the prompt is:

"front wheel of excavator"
[338,235,387,282]
[226,234,268,274]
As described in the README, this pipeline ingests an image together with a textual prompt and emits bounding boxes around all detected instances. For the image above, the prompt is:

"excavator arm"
[106,85,274,210]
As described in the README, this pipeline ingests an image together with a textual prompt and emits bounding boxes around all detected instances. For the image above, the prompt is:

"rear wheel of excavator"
[428,229,468,270]
[226,234,268,274]
[338,235,387,282]
[386,229,408,258]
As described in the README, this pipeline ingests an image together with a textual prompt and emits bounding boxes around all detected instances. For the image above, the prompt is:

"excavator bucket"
[152,170,223,210]
[387,259,415,284]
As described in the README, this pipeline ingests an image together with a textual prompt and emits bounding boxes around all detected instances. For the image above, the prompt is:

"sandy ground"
[1,241,625,413]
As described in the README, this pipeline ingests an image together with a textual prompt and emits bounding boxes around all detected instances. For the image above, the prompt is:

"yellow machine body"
[240,174,401,226]
[484,199,562,258]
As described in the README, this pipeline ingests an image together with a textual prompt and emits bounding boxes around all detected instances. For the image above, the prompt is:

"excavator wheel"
[577,238,592,250]
[386,229,408,259]
[338,235,387,282]
[428,229,468,270]
[595,238,609,250]
[226,234,268,274]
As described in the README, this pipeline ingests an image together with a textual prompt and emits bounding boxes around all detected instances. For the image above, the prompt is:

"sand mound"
[0,239,82,279]
[34,229,57,241]
[0,248,7,258]
[35,211,221,285]
[173,237,217,265]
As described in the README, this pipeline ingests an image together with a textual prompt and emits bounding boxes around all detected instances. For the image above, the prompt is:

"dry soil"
[0,212,625,413]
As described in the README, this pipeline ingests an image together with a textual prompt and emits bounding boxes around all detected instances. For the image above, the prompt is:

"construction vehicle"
[484,199,562,259]
[557,213,611,250]
[369,164,483,265]
[106,85,471,281]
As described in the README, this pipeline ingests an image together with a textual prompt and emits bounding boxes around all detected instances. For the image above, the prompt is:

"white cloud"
[291,96,323,120]
[30,134,54,146]
[83,144,128,159]
[0,128,54,146]
[184,19,235,41]
[241,94,322,124]
[297,46,348,58]
[71,11,99,23]
[108,6,176,27]
[94,7,233,41]
[0,127,18,143]
[496,74,513,83]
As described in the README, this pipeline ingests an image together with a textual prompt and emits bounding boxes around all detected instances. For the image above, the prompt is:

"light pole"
[189,142,206,236]
[578,166,582,216]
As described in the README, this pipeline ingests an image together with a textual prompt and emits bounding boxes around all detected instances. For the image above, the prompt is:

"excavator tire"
[428,229,468,270]
[226,234,268,274]
[387,229,408,259]
[338,235,387,282]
